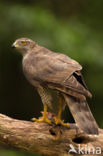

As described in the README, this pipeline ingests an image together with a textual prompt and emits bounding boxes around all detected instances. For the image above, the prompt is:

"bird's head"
[12,38,36,55]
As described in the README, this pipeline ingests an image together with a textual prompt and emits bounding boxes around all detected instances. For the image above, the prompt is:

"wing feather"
[24,48,91,98]
[36,49,92,98]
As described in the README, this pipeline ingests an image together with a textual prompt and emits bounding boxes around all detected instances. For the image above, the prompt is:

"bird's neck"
[21,44,41,57]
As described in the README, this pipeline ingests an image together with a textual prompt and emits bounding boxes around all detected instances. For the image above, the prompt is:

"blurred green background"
[0,0,103,155]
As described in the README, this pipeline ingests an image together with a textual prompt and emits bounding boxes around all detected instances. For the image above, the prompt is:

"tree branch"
[0,114,103,156]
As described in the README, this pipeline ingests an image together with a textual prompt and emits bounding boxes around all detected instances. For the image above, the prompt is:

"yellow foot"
[32,116,52,124]
[53,117,69,127]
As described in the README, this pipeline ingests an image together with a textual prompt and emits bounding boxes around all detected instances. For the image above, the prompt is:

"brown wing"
[34,49,92,99]
[23,47,91,99]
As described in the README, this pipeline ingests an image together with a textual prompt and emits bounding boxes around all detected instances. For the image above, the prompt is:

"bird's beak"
[12,44,16,48]
[12,41,18,48]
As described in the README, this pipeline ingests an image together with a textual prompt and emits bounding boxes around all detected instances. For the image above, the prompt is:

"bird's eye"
[21,41,27,46]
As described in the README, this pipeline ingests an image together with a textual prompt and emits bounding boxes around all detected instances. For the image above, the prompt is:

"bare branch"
[0,114,102,156]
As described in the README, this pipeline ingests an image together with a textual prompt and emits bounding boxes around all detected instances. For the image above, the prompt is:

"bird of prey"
[12,38,99,135]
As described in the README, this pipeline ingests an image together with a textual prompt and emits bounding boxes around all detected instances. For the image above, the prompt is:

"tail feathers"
[63,95,99,135]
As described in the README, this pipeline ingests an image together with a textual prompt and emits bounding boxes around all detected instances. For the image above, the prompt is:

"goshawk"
[12,38,99,135]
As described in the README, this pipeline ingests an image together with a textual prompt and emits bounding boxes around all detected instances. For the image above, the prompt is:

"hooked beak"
[11,41,18,48]
[11,44,16,48]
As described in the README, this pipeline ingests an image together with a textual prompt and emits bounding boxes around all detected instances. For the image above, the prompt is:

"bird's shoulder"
[24,46,82,71]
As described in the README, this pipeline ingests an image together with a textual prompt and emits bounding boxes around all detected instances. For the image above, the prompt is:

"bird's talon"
[32,117,38,122]
[32,117,52,124]
[53,117,69,127]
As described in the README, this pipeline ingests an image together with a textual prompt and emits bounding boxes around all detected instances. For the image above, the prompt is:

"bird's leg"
[32,87,52,124]
[32,105,51,124]
[53,96,69,127]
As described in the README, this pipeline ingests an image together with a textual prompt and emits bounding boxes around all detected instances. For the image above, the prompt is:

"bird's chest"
[23,57,35,76]
[23,53,52,78]
[22,54,41,86]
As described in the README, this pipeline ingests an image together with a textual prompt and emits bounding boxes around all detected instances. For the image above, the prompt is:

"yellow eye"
[21,41,27,46]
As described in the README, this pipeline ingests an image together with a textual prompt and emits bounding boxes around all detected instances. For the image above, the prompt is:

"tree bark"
[0,114,102,156]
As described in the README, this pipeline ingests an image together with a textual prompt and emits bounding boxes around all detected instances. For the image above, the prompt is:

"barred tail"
[63,95,99,135]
